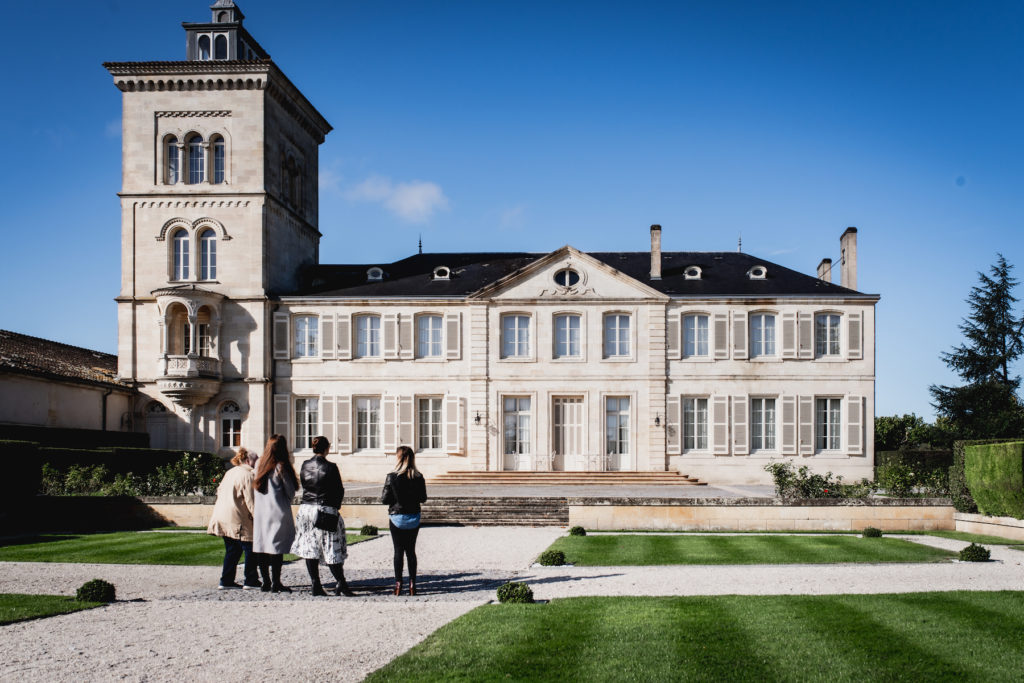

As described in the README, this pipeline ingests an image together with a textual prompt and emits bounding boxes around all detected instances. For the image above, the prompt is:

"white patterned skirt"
[290,504,348,565]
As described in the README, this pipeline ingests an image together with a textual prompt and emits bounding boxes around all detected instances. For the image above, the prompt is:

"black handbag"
[314,509,339,531]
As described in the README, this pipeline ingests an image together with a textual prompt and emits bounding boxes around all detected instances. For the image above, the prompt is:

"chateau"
[104,2,879,484]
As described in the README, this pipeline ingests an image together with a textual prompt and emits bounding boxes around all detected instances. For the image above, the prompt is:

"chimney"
[817,258,832,283]
[649,224,662,280]
[840,227,857,290]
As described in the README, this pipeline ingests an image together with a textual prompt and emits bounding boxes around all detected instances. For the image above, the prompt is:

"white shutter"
[445,312,461,360]
[336,313,352,360]
[713,313,729,360]
[383,313,399,360]
[781,395,797,455]
[798,395,815,455]
[398,396,414,448]
[666,395,681,454]
[382,395,398,451]
[399,315,414,360]
[847,311,863,360]
[666,312,680,360]
[798,312,814,359]
[336,396,352,453]
[273,394,290,438]
[711,395,729,455]
[445,394,463,454]
[781,312,797,359]
[273,312,290,359]
[732,311,748,360]
[847,395,863,455]
[321,313,335,359]
[732,395,748,455]
[320,395,335,449]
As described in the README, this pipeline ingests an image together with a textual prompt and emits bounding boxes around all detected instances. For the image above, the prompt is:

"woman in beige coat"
[207,448,260,589]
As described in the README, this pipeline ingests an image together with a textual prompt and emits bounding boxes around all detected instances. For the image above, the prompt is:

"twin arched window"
[170,227,217,282]
[165,134,226,185]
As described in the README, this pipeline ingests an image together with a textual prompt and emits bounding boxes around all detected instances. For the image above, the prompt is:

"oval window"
[554,269,580,287]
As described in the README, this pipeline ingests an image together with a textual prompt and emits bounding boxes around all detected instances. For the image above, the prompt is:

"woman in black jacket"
[381,445,428,596]
[291,436,354,596]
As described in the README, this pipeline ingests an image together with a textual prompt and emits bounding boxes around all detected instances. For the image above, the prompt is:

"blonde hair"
[230,447,250,467]
[394,445,420,479]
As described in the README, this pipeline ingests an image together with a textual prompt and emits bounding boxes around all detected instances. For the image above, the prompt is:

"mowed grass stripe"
[0,593,104,626]
[547,535,957,566]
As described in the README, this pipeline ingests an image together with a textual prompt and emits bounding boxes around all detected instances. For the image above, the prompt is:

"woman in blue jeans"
[206,448,260,589]
[381,446,428,596]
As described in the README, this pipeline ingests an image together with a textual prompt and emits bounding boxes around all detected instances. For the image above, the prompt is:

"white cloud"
[344,175,449,223]
[318,166,342,192]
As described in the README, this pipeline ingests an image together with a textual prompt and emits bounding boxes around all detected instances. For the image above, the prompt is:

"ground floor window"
[295,398,318,450]
[605,396,630,456]
[356,397,381,450]
[418,397,442,450]
[816,397,841,451]
[503,397,531,455]
[683,397,708,450]
[220,401,242,448]
[750,397,776,451]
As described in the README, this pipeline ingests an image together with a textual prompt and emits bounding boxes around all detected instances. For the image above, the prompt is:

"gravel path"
[1,529,1022,681]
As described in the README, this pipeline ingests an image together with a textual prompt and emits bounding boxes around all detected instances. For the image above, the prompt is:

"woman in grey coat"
[253,434,298,592]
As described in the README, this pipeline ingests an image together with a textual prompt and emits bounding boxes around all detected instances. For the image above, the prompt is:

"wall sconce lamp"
[474,411,482,425]
[654,413,661,427]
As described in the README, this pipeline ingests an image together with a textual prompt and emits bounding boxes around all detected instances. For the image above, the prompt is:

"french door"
[552,396,584,471]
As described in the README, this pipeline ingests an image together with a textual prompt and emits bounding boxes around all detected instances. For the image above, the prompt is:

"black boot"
[328,563,354,597]
[257,553,271,592]
[270,554,291,593]
[306,559,326,596]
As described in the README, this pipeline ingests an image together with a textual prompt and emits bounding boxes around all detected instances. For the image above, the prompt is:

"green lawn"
[0,593,103,626]
[913,530,1024,545]
[0,532,374,565]
[368,592,1024,682]
[545,535,956,565]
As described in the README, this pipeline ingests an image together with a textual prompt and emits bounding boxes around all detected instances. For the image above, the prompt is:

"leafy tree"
[930,254,1024,439]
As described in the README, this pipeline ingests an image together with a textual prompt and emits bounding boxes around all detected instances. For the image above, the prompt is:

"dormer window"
[367,267,384,282]
[554,268,580,287]
[748,265,767,280]
[684,266,702,280]
[433,266,451,281]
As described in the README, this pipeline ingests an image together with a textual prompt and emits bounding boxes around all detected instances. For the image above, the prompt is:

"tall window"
[220,401,242,448]
[603,314,630,357]
[199,229,217,280]
[605,397,630,457]
[181,321,193,355]
[501,315,530,358]
[172,229,189,281]
[418,397,442,450]
[816,398,842,450]
[554,314,581,358]
[683,314,709,358]
[682,397,708,450]
[750,313,776,357]
[815,314,841,357]
[751,398,776,451]
[196,323,212,356]
[294,315,319,357]
[355,397,381,450]
[166,137,179,184]
[212,137,225,184]
[416,315,442,358]
[356,315,381,358]
[295,398,318,450]
[503,397,531,456]
[187,135,205,184]
[198,35,211,60]
[214,34,228,60]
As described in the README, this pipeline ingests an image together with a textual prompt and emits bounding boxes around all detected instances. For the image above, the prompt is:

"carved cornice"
[135,200,252,209]
[155,111,232,118]
[156,216,232,241]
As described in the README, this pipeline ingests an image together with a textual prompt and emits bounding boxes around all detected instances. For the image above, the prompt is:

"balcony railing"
[163,354,221,379]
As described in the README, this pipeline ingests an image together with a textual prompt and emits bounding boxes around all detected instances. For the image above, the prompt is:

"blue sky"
[1,0,1022,420]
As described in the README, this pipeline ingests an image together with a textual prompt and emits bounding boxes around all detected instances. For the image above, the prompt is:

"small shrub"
[959,543,991,562]
[862,527,883,538]
[360,524,378,536]
[876,461,916,497]
[76,579,116,603]
[764,461,861,499]
[568,526,587,537]
[537,549,566,566]
[496,582,533,604]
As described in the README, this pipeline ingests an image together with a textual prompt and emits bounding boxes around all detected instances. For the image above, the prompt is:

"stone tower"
[104,1,331,452]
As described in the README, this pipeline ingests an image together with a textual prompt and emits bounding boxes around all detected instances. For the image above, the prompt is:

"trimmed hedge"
[0,424,147,449]
[1,440,41,502]
[949,439,1020,513]
[876,450,952,474]
[964,441,1024,519]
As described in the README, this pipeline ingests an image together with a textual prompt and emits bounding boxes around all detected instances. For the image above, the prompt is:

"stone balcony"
[156,354,221,405]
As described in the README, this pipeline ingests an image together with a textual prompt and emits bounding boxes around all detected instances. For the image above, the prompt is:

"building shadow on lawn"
[0,534,80,548]
[339,571,625,597]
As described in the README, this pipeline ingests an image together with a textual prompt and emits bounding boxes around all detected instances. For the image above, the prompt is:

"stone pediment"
[470,246,667,301]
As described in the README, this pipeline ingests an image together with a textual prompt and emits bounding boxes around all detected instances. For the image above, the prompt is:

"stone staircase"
[420,496,569,526]
[429,471,706,486]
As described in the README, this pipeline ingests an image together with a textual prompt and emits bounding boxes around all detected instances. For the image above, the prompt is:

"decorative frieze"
[155,111,232,118]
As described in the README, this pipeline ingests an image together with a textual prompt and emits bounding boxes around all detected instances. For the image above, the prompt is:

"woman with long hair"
[253,434,298,592]
[290,435,354,596]
[380,445,428,596]
[206,447,260,589]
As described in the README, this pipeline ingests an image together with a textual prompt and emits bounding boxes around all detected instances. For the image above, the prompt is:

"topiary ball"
[496,581,534,604]
[959,543,991,562]
[76,579,116,603]
[360,524,378,536]
[862,527,883,538]
[568,526,587,537]
[538,549,566,566]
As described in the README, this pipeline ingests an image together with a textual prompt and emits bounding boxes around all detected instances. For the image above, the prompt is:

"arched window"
[166,136,179,184]
[187,135,205,184]
[199,229,217,280]
[196,306,213,357]
[214,34,228,60]
[212,136,225,184]
[198,35,211,60]
[167,303,190,354]
[171,229,190,281]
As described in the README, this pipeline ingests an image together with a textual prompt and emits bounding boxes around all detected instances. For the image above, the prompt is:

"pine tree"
[929,254,1024,438]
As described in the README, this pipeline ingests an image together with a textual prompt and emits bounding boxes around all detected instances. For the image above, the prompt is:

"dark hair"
[394,445,420,479]
[254,434,298,493]
[311,435,330,455]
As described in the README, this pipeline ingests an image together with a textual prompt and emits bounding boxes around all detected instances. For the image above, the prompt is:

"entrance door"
[605,396,631,471]
[502,396,532,471]
[552,396,584,471]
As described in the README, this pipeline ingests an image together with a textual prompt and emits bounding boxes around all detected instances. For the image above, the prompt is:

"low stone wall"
[568,497,955,531]
[142,497,391,530]
[955,512,1024,541]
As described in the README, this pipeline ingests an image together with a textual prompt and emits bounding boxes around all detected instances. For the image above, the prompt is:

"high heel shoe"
[393,580,402,596]
[408,579,416,596]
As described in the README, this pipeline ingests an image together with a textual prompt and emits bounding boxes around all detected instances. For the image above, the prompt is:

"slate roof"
[0,330,129,390]
[290,250,875,299]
